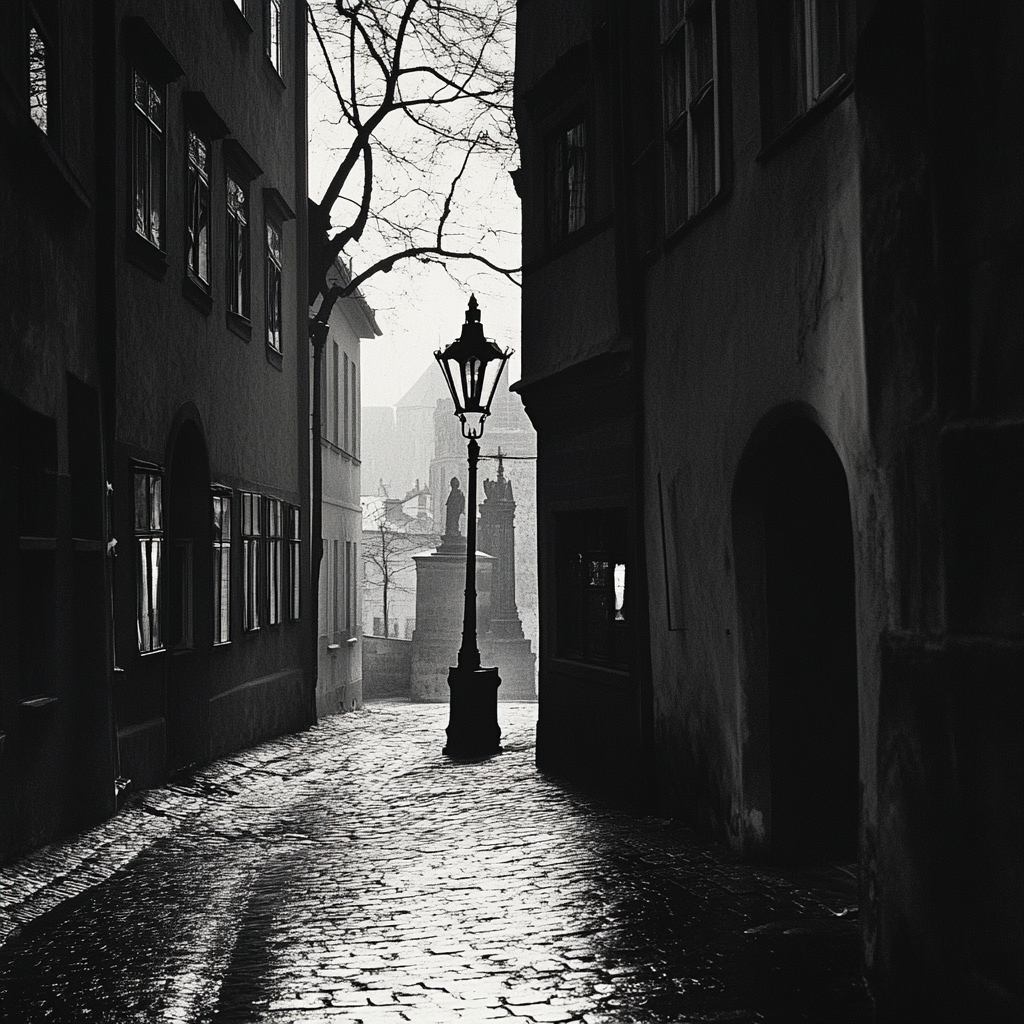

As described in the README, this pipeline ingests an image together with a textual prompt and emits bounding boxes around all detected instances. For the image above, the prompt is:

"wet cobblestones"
[0,702,868,1022]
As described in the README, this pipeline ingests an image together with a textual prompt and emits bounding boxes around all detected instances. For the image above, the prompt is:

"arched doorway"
[733,413,859,862]
[165,415,212,771]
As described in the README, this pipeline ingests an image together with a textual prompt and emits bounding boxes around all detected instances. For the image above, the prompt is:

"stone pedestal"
[410,542,493,702]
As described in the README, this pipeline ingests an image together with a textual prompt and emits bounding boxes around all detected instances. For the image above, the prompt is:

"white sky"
[306,9,522,409]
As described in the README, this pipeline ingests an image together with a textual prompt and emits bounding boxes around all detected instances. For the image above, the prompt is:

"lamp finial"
[466,295,480,323]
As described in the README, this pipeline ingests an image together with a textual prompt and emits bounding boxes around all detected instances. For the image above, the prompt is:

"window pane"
[814,0,843,97]
[545,133,564,245]
[134,116,148,237]
[134,473,148,530]
[688,4,714,101]
[692,89,716,213]
[664,125,688,229]
[150,130,164,248]
[663,30,686,125]
[151,475,162,530]
[566,122,587,234]
[28,27,47,134]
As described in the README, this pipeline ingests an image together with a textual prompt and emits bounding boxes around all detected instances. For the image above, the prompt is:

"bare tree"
[306,1,519,681]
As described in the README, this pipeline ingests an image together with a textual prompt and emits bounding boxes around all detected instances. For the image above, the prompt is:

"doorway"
[734,414,859,862]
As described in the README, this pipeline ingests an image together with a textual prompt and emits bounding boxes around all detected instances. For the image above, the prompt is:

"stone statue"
[444,476,465,537]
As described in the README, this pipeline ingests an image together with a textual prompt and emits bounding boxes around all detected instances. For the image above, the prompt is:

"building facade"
[515,0,1022,1018]
[316,260,380,715]
[1,0,115,860]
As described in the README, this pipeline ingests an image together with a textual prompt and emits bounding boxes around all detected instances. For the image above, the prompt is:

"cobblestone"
[0,701,867,1022]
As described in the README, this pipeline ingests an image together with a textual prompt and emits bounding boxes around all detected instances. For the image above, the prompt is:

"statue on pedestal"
[444,477,465,538]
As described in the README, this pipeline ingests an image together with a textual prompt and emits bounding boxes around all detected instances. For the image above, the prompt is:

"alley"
[0,703,867,1023]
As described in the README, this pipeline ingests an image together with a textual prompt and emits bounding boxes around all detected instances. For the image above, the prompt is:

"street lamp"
[434,295,512,757]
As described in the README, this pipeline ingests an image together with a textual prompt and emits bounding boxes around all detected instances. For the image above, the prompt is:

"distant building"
[316,259,380,715]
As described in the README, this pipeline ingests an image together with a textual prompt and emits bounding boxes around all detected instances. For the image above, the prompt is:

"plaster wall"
[641,50,893,854]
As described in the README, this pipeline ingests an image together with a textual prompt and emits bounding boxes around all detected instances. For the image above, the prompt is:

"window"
[265,0,282,74]
[545,117,588,247]
[227,174,250,318]
[556,510,628,668]
[241,491,260,630]
[661,0,728,231]
[332,342,340,444]
[346,540,355,635]
[759,0,845,144]
[267,498,283,625]
[350,357,358,456]
[132,69,166,249]
[343,351,349,450]
[404,618,415,639]
[135,469,163,652]
[212,490,231,644]
[332,539,341,634]
[288,505,300,620]
[266,220,283,353]
[186,130,211,286]
[27,16,53,135]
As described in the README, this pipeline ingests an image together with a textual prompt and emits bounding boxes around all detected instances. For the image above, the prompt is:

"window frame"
[265,217,284,359]
[226,170,251,322]
[241,491,261,632]
[660,0,730,234]
[186,127,212,290]
[212,488,232,645]
[287,505,301,621]
[544,113,590,249]
[131,66,167,254]
[758,0,848,149]
[134,467,164,654]
[265,0,283,76]
[266,497,284,626]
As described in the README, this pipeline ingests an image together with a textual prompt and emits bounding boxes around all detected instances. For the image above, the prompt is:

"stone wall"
[362,637,413,700]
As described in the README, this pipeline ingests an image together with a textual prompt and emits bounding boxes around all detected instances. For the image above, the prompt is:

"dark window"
[662,0,728,230]
[135,469,163,652]
[265,220,283,353]
[212,490,231,644]
[267,497,283,625]
[759,0,846,143]
[132,68,166,249]
[288,505,300,620]
[545,117,588,247]
[227,174,250,318]
[265,0,282,74]
[332,342,340,444]
[241,491,260,630]
[187,130,211,286]
[556,510,628,668]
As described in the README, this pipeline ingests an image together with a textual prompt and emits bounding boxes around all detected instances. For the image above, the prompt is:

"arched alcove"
[733,411,859,862]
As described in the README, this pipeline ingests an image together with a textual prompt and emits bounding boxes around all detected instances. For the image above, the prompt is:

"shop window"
[556,509,628,668]
[759,0,846,144]
[135,469,163,652]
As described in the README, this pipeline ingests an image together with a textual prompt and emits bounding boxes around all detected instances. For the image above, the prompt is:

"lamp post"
[434,295,512,757]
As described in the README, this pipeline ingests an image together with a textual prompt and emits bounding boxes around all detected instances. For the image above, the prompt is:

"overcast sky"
[306,11,521,410]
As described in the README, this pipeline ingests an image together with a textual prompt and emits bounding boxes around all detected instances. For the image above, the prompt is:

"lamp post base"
[443,666,502,757]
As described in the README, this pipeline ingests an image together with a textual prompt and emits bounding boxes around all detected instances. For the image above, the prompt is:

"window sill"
[757,74,854,163]
[126,232,168,281]
[524,213,614,276]
[213,640,232,649]
[227,310,252,341]
[663,185,731,254]
[263,54,286,89]
[551,656,631,686]
[183,273,213,314]
[266,343,283,371]
[224,0,253,33]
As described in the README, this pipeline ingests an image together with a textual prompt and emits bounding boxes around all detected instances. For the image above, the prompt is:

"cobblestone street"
[0,702,868,1023]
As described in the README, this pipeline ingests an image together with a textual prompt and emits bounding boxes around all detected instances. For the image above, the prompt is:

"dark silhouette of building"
[1,0,312,856]
[514,0,1021,1018]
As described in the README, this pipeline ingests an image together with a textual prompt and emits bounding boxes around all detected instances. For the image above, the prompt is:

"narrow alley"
[0,703,866,1023]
